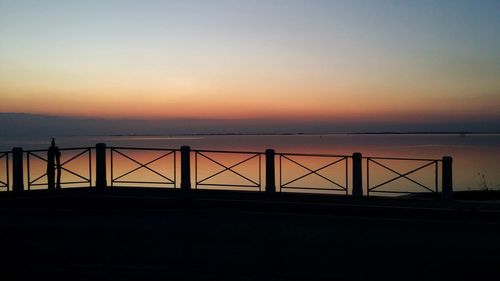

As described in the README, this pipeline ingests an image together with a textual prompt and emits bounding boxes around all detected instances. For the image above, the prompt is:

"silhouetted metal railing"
[279,153,349,194]
[0,143,453,199]
[366,157,439,196]
[26,147,92,190]
[0,152,9,191]
[110,147,177,187]
[194,149,262,190]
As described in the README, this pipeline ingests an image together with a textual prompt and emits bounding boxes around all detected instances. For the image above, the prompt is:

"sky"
[0,0,499,130]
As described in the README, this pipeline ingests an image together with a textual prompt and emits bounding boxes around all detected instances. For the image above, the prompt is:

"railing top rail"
[278,152,350,158]
[25,149,48,153]
[366,156,441,162]
[58,147,93,151]
[18,146,443,162]
[25,147,93,153]
[109,146,178,151]
[0,151,9,155]
[193,149,262,155]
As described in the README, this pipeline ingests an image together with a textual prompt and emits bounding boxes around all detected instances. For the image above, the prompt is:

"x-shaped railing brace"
[28,150,90,185]
[112,149,175,184]
[368,158,436,192]
[0,153,7,187]
[281,155,346,190]
[196,152,259,187]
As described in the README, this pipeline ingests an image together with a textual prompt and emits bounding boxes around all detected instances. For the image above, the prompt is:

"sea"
[0,134,499,194]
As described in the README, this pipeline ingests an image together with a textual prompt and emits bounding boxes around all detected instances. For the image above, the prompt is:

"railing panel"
[279,153,349,195]
[26,148,92,190]
[110,147,176,188]
[366,157,439,196]
[194,150,262,191]
[0,152,9,191]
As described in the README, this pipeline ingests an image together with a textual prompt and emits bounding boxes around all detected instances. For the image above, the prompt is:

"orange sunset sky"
[0,0,499,126]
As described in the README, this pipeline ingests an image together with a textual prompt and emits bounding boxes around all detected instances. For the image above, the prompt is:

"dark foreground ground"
[0,188,499,281]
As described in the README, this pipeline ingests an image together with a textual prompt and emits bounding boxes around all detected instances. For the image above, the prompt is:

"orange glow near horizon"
[1,83,499,122]
[1,1,499,125]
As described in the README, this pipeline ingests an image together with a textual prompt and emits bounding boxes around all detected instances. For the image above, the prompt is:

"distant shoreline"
[106,131,500,137]
[1,131,499,139]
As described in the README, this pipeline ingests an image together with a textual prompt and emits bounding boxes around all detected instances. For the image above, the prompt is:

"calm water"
[0,134,499,193]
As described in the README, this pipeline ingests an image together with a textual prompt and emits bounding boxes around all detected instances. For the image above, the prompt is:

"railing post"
[352,152,363,197]
[180,146,191,190]
[442,156,453,200]
[47,146,55,190]
[55,147,61,189]
[265,149,276,193]
[95,143,107,188]
[12,147,24,192]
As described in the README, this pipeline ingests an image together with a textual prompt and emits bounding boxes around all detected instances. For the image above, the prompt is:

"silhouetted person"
[55,142,61,189]
[47,138,61,189]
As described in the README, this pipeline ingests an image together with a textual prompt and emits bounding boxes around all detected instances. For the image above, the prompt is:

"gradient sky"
[0,0,499,124]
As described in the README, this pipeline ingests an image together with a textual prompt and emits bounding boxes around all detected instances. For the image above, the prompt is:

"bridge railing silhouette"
[110,147,177,188]
[26,147,92,190]
[2,144,454,199]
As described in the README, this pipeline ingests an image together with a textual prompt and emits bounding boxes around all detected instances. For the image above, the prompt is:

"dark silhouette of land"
[1,188,499,281]
[2,112,499,137]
